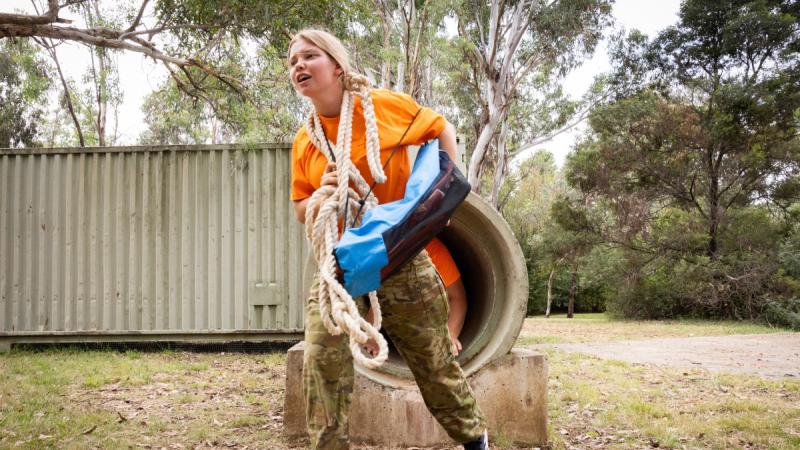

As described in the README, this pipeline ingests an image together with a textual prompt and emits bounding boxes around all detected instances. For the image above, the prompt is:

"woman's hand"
[321,162,337,187]
[362,306,379,357]
[451,336,462,356]
[363,338,380,357]
[292,163,339,224]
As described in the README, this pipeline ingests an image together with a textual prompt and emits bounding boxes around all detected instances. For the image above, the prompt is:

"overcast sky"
[3,0,682,164]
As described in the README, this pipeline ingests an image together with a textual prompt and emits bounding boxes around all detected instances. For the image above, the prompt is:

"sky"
[3,0,682,163]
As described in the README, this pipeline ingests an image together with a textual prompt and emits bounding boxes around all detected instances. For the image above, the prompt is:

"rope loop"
[304,83,388,369]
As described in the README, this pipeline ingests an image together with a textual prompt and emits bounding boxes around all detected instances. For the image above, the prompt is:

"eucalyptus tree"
[0,38,50,148]
[565,0,800,319]
[1,0,346,111]
[453,0,612,203]
[569,0,800,260]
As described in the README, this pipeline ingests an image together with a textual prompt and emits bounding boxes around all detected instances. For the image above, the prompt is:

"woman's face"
[288,39,342,99]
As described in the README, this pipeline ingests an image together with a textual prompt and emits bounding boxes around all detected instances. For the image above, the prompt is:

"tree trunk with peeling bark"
[457,0,611,204]
[489,121,509,207]
[546,267,556,318]
[567,261,578,319]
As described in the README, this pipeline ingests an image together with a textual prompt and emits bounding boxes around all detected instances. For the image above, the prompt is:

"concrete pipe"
[302,192,528,387]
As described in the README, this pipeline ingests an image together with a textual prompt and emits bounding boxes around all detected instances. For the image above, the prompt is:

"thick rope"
[304,77,389,369]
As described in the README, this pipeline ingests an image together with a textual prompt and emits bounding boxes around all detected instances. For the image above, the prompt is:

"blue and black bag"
[334,139,471,297]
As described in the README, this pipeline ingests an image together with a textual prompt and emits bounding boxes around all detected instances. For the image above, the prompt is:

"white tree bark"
[489,120,510,207]
[464,0,533,191]
[546,267,556,318]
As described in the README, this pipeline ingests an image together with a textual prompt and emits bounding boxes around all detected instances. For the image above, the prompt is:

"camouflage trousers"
[303,250,486,450]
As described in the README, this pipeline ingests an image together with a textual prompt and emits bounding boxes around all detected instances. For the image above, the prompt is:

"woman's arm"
[293,162,338,224]
[294,198,309,224]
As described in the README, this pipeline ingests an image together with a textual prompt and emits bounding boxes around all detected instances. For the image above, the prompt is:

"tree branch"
[0,22,244,95]
[126,0,149,32]
[0,0,72,25]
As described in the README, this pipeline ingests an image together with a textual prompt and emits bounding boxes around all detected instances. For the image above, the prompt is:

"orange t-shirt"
[291,88,458,286]
[291,88,445,204]
[425,237,461,287]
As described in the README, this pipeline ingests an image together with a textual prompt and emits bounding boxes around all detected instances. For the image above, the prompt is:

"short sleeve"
[291,129,315,201]
[371,89,447,147]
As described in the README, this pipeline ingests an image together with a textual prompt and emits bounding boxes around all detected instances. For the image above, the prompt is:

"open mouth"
[297,74,312,84]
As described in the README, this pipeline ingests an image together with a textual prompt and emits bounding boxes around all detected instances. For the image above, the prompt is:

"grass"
[1,315,797,449]
[544,349,800,449]
[518,312,788,345]
[0,348,293,449]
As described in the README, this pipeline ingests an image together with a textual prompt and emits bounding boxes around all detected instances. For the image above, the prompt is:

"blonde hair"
[290,28,383,183]
[288,28,369,92]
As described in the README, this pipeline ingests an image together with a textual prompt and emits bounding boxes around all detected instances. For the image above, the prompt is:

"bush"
[606,266,683,319]
[764,298,800,331]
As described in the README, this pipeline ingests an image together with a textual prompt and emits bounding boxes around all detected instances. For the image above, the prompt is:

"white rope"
[304,77,389,369]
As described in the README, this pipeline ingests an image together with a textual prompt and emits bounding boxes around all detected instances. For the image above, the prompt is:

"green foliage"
[764,298,800,330]
[138,41,304,144]
[502,151,614,315]
[154,0,350,50]
[564,0,800,321]
[779,219,800,280]
[0,38,51,148]
[138,82,210,145]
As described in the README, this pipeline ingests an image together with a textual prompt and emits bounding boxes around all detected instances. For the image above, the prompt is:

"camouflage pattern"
[303,250,486,449]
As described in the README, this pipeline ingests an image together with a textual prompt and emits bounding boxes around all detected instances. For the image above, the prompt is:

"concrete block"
[284,342,548,447]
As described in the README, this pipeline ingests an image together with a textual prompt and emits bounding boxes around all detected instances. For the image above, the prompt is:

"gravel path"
[535,332,800,379]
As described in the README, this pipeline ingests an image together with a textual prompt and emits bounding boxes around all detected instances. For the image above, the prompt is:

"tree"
[454,0,612,203]
[0,37,50,148]
[1,0,344,103]
[502,150,615,317]
[571,0,800,259]
[565,0,800,319]
[138,42,304,145]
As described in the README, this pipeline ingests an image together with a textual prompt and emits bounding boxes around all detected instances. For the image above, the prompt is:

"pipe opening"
[304,194,528,387]
[372,224,493,377]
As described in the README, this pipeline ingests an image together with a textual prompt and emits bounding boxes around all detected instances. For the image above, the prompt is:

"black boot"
[463,431,488,450]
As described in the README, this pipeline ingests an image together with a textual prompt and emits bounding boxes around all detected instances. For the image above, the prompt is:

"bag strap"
[321,107,423,229]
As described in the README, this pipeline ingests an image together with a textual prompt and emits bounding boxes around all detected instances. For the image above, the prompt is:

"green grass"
[519,312,789,345]
[2,315,798,449]
[522,314,799,448]
[0,348,291,449]
[544,348,800,449]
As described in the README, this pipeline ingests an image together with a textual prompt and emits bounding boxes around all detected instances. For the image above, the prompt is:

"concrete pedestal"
[284,342,548,447]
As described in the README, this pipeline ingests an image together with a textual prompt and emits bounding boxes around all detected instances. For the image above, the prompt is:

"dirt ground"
[534,332,800,379]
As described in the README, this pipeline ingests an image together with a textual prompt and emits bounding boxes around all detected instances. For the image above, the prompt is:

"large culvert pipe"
[302,192,528,387]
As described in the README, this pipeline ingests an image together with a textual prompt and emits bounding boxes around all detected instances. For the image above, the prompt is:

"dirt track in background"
[534,332,800,378]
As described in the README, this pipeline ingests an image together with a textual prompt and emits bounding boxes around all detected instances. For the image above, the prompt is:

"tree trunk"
[96,50,107,146]
[546,267,556,318]
[567,262,577,319]
[376,2,392,88]
[489,121,509,208]
[706,148,720,260]
[467,106,503,190]
[48,44,85,146]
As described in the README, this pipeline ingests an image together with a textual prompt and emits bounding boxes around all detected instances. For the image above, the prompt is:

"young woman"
[288,29,488,450]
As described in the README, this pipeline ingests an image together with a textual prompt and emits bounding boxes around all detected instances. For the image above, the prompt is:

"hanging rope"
[303,75,389,369]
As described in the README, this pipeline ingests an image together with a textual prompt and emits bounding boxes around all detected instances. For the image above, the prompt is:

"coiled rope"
[303,75,389,369]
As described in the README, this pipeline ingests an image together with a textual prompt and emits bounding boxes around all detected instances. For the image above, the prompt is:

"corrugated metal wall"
[0,144,307,339]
